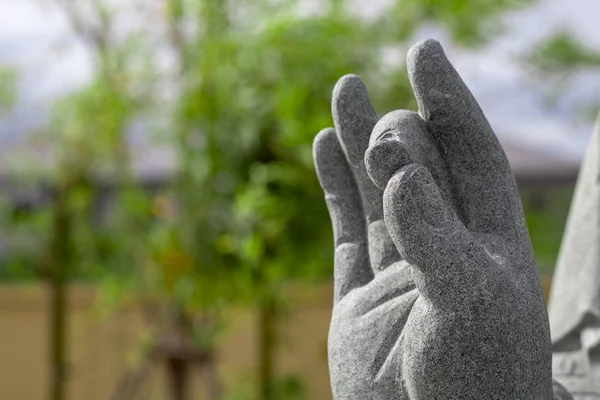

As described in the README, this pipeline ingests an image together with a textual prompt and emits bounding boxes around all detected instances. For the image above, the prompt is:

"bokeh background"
[1,0,600,399]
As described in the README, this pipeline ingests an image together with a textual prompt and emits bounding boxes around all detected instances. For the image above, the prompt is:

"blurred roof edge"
[0,134,582,195]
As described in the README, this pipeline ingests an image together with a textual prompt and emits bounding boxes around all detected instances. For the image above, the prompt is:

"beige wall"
[0,277,553,400]
[0,284,334,400]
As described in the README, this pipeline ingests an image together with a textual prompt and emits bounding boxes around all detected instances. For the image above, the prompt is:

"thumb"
[383,164,493,303]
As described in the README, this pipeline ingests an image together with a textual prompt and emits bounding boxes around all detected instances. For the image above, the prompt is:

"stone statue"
[549,114,600,399]
[313,39,572,399]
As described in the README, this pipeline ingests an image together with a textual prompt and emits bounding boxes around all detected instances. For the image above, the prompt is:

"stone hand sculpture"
[313,39,572,400]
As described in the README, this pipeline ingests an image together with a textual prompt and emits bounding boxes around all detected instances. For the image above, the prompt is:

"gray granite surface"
[314,39,572,399]
[549,114,600,399]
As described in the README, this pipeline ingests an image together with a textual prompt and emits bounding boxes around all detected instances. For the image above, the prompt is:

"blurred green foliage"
[528,31,600,78]
[377,0,536,45]
[525,30,600,117]
[224,374,306,400]
[521,188,574,274]
[0,67,17,109]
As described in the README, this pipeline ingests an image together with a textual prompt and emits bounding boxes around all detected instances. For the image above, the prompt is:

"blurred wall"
[0,278,554,400]
[0,284,333,400]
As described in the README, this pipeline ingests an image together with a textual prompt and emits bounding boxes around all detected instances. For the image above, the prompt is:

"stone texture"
[549,113,600,399]
[314,39,572,399]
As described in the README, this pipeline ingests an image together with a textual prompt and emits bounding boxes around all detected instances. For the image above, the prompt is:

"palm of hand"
[314,40,555,400]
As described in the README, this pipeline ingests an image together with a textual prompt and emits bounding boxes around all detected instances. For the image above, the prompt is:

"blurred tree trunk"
[161,311,223,400]
[166,348,222,400]
[258,296,277,400]
[49,181,73,400]
[167,357,189,400]
[165,312,191,400]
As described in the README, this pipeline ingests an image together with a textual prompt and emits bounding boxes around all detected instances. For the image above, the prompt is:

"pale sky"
[0,0,599,176]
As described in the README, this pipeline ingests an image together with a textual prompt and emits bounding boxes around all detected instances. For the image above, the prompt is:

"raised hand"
[314,39,570,400]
